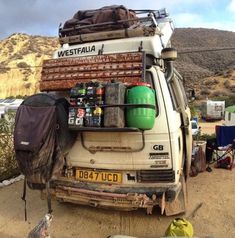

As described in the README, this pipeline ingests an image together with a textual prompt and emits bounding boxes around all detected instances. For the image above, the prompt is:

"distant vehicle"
[201,100,225,121]
[191,120,200,136]
[0,98,23,118]
[0,106,5,118]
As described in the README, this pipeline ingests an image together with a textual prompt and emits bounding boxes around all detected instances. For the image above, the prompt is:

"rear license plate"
[76,169,122,184]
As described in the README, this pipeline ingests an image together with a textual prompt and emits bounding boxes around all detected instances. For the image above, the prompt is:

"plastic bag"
[165,218,194,237]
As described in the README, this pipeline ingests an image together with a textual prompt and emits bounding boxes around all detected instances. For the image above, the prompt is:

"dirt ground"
[198,120,223,135]
[0,121,234,238]
[1,169,234,238]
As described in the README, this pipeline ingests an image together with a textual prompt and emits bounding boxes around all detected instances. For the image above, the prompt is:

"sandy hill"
[172,28,235,99]
[0,29,234,99]
[0,34,59,98]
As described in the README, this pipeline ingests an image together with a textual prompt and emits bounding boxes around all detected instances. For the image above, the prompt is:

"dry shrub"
[24,82,31,89]
[17,61,29,68]
[226,92,235,97]
[223,71,232,78]
[205,85,212,89]
[215,71,223,76]
[204,78,219,86]
[225,69,233,75]
[204,79,213,86]
[10,38,17,45]
[36,53,42,58]
[224,79,231,88]
[196,94,205,100]
[14,54,23,60]
[230,85,235,93]
[22,68,32,75]
[211,90,227,97]
[204,78,220,85]
[7,45,13,53]
[0,67,10,74]
[200,88,211,95]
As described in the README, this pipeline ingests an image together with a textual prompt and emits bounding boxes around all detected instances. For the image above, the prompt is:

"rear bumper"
[49,178,181,213]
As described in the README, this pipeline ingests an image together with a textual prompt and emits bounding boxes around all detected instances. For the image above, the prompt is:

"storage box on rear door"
[104,82,126,128]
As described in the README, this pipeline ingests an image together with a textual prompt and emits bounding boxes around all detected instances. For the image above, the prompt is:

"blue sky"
[0,0,234,40]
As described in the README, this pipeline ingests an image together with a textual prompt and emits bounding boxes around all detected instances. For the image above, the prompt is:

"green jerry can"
[126,83,156,130]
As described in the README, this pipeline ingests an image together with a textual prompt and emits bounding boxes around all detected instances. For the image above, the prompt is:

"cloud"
[174,13,212,29]
[227,0,235,12]
[173,13,202,27]
[174,12,235,32]
[0,0,234,39]
[0,0,181,39]
[199,21,235,32]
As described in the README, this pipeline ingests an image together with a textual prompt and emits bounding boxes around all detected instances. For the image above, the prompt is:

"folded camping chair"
[206,138,235,170]
[214,143,234,170]
[215,125,235,170]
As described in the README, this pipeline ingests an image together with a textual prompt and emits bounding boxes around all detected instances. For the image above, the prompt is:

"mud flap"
[159,192,166,215]
[164,174,187,216]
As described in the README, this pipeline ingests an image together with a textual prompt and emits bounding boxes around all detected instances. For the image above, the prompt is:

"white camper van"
[201,100,225,121]
[40,8,192,215]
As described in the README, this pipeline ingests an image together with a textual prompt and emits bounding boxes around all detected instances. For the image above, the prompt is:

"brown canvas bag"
[14,94,75,186]
[14,105,57,184]
[14,94,76,218]
[61,5,138,36]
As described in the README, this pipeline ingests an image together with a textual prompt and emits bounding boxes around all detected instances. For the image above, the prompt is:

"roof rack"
[58,8,171,45]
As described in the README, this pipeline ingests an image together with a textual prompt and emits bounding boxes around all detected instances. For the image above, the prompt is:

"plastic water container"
[126,84,156,130]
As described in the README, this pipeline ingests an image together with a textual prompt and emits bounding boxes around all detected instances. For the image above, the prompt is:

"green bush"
[189,103,200,119]
[0,111,19,181]
[196,133,216,141]
[211,95,235,107]
[5,95,27,99]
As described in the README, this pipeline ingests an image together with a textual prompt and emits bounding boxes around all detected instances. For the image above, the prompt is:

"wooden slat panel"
[41,70,142,81]
[40,77,141,91]
[42,62,142,75]
[42,52,143,67]
[40,52,145,91]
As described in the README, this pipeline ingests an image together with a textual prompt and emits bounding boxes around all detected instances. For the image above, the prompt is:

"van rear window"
[167,71,188,111]
[145,71,159,117]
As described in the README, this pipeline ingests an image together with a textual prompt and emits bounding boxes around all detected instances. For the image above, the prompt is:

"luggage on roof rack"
[59,26,160,45]
[59,5,138,37]
[58,6,168,45]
